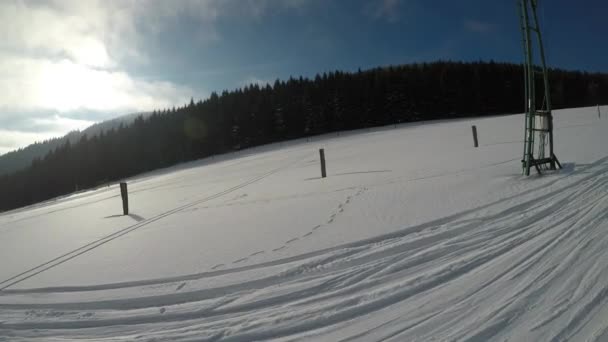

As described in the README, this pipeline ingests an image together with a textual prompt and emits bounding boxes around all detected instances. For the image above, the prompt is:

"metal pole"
[518,1,529,161]
[530,0,555,169]
[521,0,535,176]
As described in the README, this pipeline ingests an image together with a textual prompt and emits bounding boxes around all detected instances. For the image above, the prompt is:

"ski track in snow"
[2,107,608,341]
[0,152,311,292]
[2,154,608,341]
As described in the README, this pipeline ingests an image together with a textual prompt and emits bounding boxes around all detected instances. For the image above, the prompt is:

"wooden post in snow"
[319,149,327,178]
[472,125,479,148]
[120,182,129,215]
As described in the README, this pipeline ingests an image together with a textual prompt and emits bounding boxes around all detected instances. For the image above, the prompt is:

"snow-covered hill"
[1,106,607,341]
[0,111,150,176]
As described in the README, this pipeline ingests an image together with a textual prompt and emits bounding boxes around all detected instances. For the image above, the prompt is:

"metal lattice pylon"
[518,0,561,175]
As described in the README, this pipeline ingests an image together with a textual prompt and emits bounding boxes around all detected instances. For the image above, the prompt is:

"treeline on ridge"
[1,60,607,212]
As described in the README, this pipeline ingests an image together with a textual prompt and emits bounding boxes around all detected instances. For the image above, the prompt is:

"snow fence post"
[120,182,129,215]
[598,104,601,119]
[319,148,327,178]
[472,125,479,148]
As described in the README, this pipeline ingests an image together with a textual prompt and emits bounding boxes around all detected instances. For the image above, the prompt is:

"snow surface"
[1,106,608,341]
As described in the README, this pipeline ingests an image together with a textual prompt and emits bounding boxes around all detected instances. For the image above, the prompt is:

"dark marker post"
[472,125,479,148]
[319,148,327,178]
[120,182,129,215]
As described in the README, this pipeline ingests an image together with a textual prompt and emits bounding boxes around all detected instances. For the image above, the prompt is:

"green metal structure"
[518,0,561,175]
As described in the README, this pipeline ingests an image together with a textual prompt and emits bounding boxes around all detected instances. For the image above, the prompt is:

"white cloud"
[0,0,196,114]
[0,115,93,154]
[31,115,94,133]
[0,0,205,154]
[0,0,127,68]
[0,56,193,113]
[0,130,55,155]
[366,0,402,23]
[0,0,303,114]
[0,0,310,154]
[241,0,310,18]
[464,20,493,34]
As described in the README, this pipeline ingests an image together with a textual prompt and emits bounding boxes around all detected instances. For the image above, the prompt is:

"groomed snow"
[1,106,607,341]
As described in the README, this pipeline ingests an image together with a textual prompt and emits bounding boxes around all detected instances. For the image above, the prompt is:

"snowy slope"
[1,106,607,341]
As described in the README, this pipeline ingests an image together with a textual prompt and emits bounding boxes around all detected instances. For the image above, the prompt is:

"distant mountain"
[0,112,150,176]
[79,112,152,141]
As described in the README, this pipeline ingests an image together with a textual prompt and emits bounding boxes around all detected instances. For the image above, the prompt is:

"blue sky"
[0,0,606,154]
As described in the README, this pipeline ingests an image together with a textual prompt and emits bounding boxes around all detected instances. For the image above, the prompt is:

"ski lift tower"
[518,0,561,175]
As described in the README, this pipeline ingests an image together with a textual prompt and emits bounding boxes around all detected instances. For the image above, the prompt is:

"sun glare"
[37,59,129,112]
